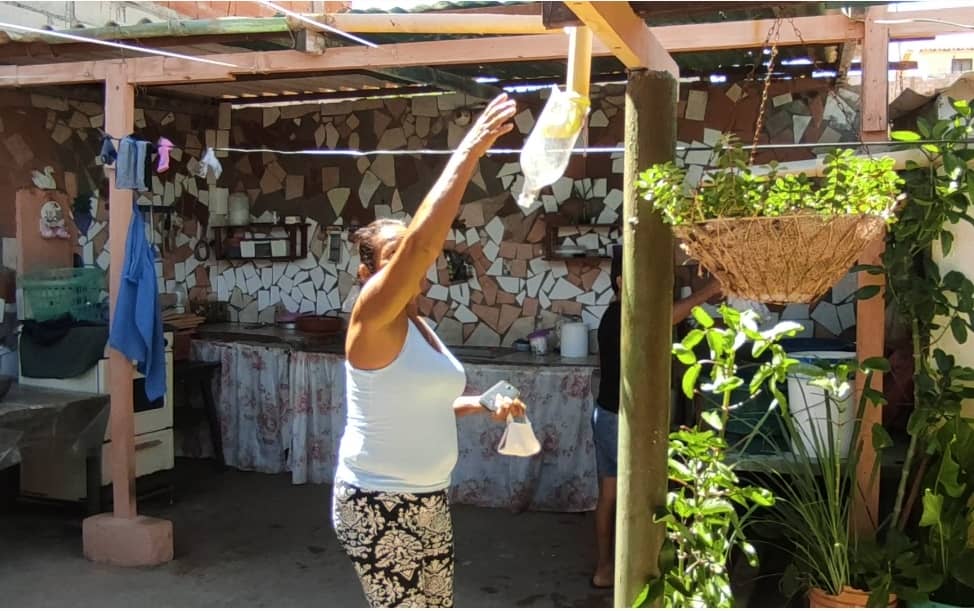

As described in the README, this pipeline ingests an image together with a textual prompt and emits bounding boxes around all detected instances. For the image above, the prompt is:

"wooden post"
[567,26,593,97]
[104,62,139,520]
[82,63,173,568]
[853,5,890,536]
[616,69,677,607]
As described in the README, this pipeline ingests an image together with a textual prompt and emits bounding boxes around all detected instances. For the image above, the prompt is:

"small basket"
[673,214,886,305]
[21,267,106,322]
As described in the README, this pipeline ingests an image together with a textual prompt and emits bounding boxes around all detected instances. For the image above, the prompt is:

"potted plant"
[637,305,797,607]
[756,353,945,608]
[638,137,902,304]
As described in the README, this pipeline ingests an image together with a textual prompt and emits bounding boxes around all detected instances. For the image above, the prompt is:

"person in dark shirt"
[591,247,721,589]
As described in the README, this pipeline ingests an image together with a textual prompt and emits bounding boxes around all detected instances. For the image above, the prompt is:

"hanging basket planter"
[673,213,887,305]
[640,137,902,305]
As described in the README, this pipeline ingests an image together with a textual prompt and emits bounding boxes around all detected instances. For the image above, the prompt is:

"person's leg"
[591,406,619,588]
[332,482,429,607]
[414,490,455,608]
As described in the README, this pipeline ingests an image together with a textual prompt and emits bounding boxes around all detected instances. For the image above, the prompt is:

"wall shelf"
[542,216,620,262]
[212,222,310,262]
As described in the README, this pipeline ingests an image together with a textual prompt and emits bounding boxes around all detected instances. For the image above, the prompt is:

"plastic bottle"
[517,85,590,209]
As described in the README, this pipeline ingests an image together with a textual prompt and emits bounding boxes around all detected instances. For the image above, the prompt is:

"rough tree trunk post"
[616,68,677,607]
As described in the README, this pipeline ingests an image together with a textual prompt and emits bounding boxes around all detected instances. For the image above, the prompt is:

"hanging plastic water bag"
[517,85,590,209]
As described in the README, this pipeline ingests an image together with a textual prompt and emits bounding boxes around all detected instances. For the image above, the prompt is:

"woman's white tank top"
[336,319,467,493]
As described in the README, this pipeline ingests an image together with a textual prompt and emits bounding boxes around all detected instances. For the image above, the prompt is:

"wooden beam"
[652,13,862,53]
[853,4,889,538]
[617,68,677,608]
[0,34,590,86]
[104,63,138,521]
[370,66,502,100]
[565,1,678,77]
[0,13,874,90]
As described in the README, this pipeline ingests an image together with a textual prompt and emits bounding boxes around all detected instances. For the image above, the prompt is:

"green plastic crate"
[21,267,106,322]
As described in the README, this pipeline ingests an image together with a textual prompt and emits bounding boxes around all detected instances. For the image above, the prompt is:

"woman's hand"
[452,395,527,421]
[458,93,517,159]
[489,396,527,423]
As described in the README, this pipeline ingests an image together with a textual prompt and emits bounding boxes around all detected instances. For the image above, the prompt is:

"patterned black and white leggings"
[331,481,455,608]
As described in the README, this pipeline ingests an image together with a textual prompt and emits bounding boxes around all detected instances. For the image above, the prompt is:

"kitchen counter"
[187,326,602,512]
[196,323,600,368]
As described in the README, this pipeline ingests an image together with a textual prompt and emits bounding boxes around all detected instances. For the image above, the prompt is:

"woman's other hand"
[458,93,517,158]
[490,396,527,422]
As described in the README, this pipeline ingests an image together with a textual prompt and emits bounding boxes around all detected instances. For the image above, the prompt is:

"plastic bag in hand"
[517,85,590,209]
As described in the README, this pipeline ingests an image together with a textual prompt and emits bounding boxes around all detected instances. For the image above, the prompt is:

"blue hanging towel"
[109,198,166,402]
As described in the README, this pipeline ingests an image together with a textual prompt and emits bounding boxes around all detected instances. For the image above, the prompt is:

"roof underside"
[0,1,859,104]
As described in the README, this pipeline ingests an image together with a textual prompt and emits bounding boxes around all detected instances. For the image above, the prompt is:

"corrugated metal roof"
[0,2,844,101]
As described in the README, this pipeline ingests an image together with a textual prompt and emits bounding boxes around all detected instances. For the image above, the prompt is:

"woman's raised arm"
[353,93,516,326]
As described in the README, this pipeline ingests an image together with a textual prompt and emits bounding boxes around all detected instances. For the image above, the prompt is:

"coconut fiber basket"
[673,214,886,305]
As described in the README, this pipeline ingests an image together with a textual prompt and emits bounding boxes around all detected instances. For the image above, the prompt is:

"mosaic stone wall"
[0,79,867,347]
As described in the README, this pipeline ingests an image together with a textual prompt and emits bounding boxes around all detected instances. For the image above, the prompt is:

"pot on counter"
[295,311,344,335]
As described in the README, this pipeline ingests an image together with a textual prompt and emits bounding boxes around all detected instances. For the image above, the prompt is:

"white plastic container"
[517,85,590,209]
[560,322,589,358]
[786,351,857,458]
[228,192,251,226]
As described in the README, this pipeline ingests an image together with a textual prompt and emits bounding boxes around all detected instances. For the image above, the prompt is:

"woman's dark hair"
[610,243,622,294]
[350,218,406,274]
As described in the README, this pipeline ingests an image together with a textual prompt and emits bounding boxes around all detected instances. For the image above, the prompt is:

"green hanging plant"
[638,136,903,226]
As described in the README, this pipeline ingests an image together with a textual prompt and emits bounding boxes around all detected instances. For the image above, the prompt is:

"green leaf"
[939,444,966,497]
[701,410,724,431]
[862,357,892,372]
[919,490,944,527]
[633,584,652,608]
[744,487,775,507]
[714,376,745,394]
[864,387,888,406]
[700,498,735,515]
[683,328,706,349]
[872,423,894,451]
[941,230,955,256]
[692,306,715,329]
[952,316,969,344]
[891,130,922,142]
[706,329,728,354]
[850,264,885,275]
[682,363,702,399]
[674,344,698,365]
[854,285,882,301]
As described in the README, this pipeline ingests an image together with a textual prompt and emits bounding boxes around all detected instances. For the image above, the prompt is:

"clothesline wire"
[99,135,972,157]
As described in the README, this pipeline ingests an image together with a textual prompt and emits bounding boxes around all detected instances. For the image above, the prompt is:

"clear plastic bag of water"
[517,85,590,209]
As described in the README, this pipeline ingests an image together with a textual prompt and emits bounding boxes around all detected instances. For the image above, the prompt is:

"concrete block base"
[82,514,173,567]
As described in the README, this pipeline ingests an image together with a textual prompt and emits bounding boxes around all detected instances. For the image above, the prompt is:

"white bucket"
[560,322,589,358]
[786,351,857,458]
